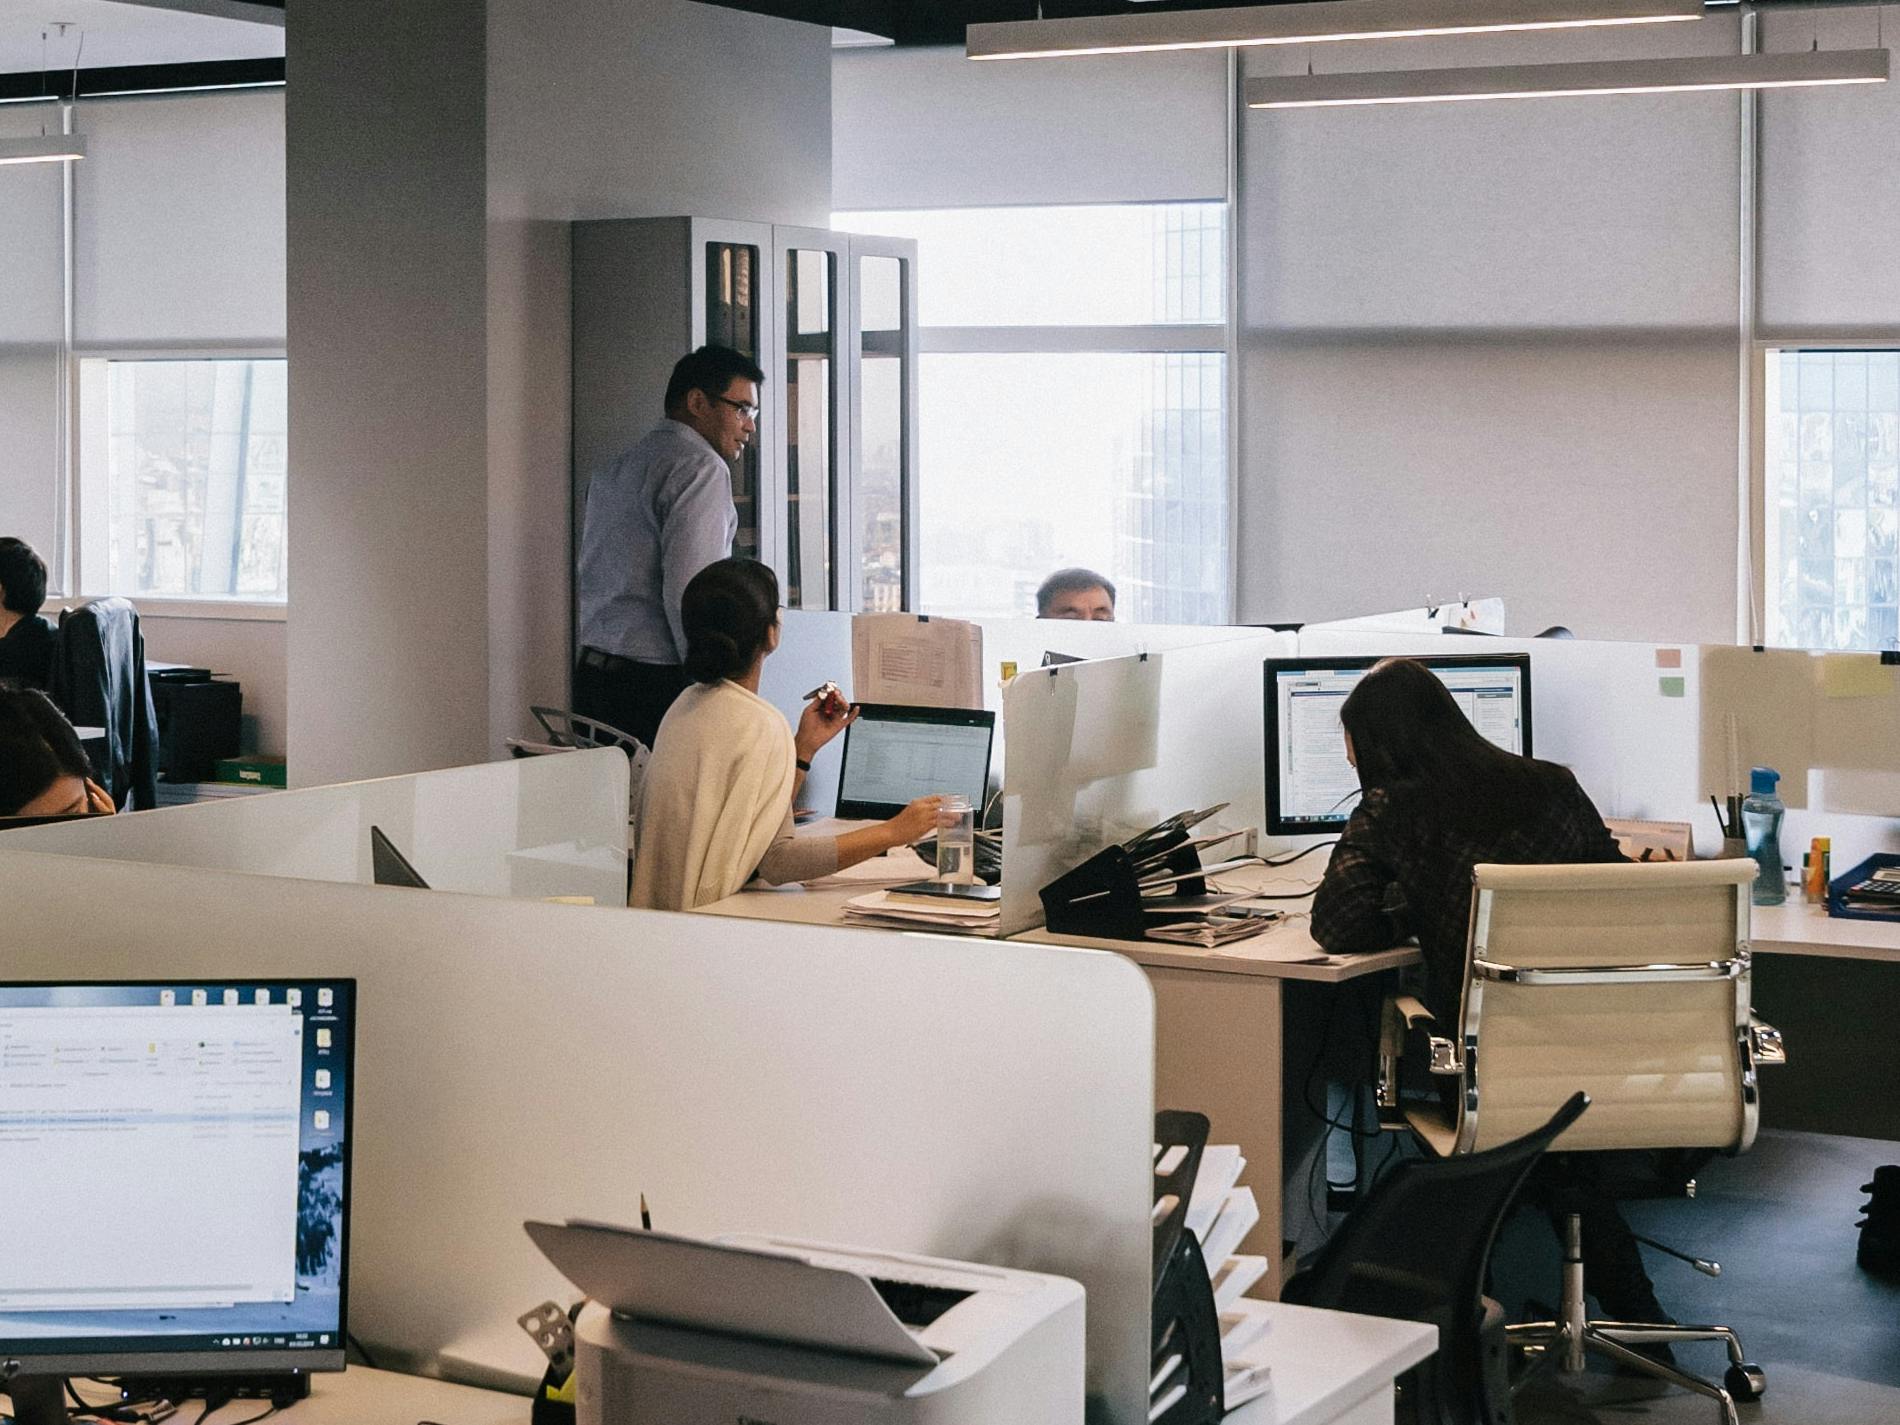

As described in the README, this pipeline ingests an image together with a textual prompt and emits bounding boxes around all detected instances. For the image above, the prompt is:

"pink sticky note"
[1655,648,1683,670]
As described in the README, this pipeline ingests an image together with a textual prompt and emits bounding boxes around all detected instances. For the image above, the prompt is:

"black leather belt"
[579,647,639,673]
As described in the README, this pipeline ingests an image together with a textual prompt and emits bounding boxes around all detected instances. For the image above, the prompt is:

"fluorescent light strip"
[0,133,87,164]
[967,0,1704,61]
[1245,47,1889,107]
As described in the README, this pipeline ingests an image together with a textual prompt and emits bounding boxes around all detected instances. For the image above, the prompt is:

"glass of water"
[934,795,976,885]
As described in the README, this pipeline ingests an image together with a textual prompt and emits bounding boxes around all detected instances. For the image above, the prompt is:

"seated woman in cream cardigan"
[630,558,942,911]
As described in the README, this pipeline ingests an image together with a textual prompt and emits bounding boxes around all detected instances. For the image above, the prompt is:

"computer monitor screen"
[834,704,996,821]
[0,979,354,1377]
[1264,654,1533,836]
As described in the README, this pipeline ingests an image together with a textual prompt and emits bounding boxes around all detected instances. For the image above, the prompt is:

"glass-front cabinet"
[774,230,842,609]
[700,232,765,562]
[572,216,918,623]
[851,241,918,614]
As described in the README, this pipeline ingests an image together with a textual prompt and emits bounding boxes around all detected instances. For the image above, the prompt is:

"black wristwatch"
[796,757,813,772]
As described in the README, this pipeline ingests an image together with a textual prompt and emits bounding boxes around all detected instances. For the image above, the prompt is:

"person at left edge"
[573,344,764,752]
[0,536,58,691]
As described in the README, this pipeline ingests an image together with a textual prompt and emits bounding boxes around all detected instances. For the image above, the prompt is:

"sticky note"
[1820,654,1892,699]
[1659,676,1686,698]
[1655,647,1683,670]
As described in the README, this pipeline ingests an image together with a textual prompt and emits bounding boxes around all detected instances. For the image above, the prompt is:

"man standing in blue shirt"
[574,345,765,750]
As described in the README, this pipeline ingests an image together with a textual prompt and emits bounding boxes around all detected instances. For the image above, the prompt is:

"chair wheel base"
[1724,1362,1766,1402]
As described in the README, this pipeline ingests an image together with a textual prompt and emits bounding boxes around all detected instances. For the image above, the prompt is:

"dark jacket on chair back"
[51,599,160,811]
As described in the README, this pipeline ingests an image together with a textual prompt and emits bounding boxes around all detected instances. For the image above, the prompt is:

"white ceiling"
[0,0,280,76]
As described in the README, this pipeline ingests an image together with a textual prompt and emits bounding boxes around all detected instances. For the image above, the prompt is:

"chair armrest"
[1749,1017,1787,1066]
[1377,995,1464,1113]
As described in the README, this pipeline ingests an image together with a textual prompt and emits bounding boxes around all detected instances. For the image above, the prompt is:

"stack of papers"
[841,890,998,933]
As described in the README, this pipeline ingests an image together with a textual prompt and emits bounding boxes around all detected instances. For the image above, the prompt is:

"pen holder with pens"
[1040,831,1207,941]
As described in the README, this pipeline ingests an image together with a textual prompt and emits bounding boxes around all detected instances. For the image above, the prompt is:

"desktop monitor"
[369,825,430,890]
[1263,654,1533,837]
[834,704,996,821]
[0,978,354,1382]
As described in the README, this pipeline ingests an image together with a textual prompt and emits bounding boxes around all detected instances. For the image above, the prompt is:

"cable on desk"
[212,1404,278,1425]
[1262,840,1338,868]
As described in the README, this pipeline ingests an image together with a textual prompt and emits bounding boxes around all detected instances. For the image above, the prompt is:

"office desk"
[26,1311,1429,1425]
[701,861,1422,1297]
[1015,867,1418,1298]
[1748,900,1900,1139]
[1224,1301,1436,1425]
[43,1368,523,1425]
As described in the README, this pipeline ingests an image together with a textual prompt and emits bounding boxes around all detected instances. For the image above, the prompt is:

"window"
[836,203,1230,625]
[1763,349,1900,652]
[77,358,289,603]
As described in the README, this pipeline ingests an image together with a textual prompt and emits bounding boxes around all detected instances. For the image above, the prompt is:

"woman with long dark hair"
[0,688,115,817]
[1312,658,1678,1330]
[1312,657,1622,1019]
[629,558,941,910]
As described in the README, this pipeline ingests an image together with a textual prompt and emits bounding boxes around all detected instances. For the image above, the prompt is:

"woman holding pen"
[629,558,941,911]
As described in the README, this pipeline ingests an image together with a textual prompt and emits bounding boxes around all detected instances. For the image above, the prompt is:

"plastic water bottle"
[1741,766,1787,907]
[934,795,976,885]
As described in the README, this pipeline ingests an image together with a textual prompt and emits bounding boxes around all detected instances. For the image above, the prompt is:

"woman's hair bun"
[680,558,781,685]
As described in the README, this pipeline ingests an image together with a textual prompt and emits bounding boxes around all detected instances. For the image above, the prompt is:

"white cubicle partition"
[1294,630,1707,841]
[0,849,1156,1425]
[765,609,1268,816]
[1000,633,1296,937]
[0,750,630,904]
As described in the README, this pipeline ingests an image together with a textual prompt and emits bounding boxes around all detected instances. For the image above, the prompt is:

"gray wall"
[1237,20,1745,641]
[837,18,1900,645]
[833,44,1227,208]
[286,0,490,787]
[287,0,830,784]
[484,0,830,757]
[0,92,291,755]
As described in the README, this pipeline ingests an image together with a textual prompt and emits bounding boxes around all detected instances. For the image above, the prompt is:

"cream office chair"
[1378,858,1786,1425]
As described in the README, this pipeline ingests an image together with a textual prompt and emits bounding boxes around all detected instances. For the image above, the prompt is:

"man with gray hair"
[1035,567,1116,622]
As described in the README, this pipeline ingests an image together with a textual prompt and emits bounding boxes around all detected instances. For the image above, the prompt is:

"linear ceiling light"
[0,133,87,165]
[967,0,1705,61]
[1244,46,1889,107]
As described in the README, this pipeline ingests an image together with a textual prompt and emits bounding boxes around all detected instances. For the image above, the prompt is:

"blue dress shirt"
[575,419,739,664]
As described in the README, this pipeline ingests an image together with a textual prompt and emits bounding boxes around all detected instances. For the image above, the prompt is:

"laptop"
[369,824,431,889]
[834,703,996,821]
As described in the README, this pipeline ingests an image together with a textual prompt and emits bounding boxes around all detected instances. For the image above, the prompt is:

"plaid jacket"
[1311,769,1625,1021]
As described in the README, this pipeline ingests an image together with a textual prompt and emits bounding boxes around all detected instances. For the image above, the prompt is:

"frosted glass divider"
[0,848,1156,1425]
[1295,630,1706,846]
[1000,631,1294,936]
[0,749,630,904]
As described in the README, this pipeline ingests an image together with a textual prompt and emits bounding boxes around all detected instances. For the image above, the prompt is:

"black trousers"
[572,651,690,752]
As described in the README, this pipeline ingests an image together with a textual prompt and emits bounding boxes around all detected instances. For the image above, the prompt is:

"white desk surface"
[1226,1301,1438,1425]
[39,1312,1431,1425]
[1751,898,1900,962]
[50,1368,524,1425]
[699,854,1420,985]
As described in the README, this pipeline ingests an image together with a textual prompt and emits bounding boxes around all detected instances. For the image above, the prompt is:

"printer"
[525,1220,1084,1425]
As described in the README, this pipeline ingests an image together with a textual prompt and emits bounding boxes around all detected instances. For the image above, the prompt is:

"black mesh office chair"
[1284,1092,1590,1425]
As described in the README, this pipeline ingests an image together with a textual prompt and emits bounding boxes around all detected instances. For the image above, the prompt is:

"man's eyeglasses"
[714,395,760,421]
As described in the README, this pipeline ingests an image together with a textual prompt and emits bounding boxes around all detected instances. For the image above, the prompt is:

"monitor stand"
[6,1375,71,1425]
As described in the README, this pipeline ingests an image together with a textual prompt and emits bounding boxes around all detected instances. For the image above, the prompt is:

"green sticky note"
[1659,676,1686,698]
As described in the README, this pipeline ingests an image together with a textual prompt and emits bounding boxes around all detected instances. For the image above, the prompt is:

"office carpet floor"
[1484,1129,1900,1424]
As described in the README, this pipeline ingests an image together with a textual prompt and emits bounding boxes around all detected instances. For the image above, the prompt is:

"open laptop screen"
[835,704,995,821]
